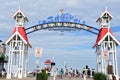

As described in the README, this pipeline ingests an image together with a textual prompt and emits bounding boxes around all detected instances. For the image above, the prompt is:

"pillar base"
[24,73,27,78]
[18,74,22,79]
[115,75,119,80]
[108,74,112,80]
[13,73,17,78]
[7,74,11,79]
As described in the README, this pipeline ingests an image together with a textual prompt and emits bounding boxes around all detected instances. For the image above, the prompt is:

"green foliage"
[0,54,8,62]
[0,54,4,61]
[93,72,107,80]
[36,70,48,80]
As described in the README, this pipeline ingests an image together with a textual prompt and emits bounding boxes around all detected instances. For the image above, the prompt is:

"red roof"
[6,27,32,47]
[93,28,113,47]
[45,59,51,64]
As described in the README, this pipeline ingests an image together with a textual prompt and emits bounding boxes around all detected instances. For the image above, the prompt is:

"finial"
[105,6,108,11]
[18,0,21,10]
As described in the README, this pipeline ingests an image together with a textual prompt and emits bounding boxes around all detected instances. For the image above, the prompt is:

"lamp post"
[51,62,55,80]
[51,57,56,80]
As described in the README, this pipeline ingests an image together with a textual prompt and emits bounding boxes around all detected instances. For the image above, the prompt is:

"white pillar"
[18,50,22,78]
[114,44,118,75]
[114,43,119,80]
[101,44,104,73]
[7,51,12,79]
[24,46,28,77]
[112,50,115,75]
[96,53,99,72]
[7,41,13,79]
[24,53,27,78]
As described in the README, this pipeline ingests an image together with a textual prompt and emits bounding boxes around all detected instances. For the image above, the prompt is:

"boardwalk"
[0,77,93,80]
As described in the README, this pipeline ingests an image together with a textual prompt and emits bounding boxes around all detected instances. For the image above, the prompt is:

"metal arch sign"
[25,12,100,35]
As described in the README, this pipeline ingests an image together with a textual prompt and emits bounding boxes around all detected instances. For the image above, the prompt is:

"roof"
[12,9,29,22]
[93,27,120,48]
[96,9,113,22]
[5,27,32,47]
[45,59,51,64]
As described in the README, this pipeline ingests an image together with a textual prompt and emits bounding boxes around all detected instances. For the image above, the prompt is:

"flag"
[102,50,109,60]
[35,48,42,57]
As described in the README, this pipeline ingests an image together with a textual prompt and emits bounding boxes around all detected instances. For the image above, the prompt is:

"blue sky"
[0,0,120,73]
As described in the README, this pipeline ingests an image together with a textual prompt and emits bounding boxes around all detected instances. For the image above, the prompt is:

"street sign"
[102,50,109,60]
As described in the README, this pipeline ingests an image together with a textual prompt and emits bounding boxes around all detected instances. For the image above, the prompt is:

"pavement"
[49,77,93,80]
[0,77,93,80]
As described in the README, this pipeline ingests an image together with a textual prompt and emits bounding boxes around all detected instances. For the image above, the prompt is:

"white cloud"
[113,31,120,41]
